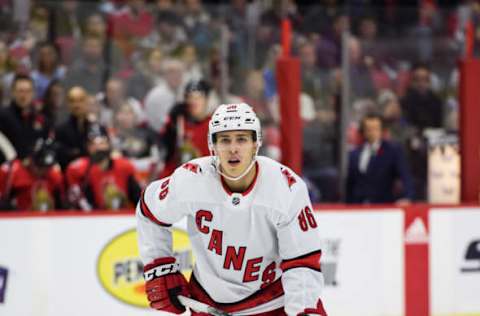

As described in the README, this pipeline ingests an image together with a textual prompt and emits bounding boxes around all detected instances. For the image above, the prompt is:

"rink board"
[429,208,480,316]
[0,207,479,316]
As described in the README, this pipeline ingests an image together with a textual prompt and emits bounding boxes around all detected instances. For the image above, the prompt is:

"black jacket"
[55,115,92,170]
[0,102,51,159]
[347,140,414,203]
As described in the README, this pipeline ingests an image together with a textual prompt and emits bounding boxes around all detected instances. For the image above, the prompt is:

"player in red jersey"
[159,79,212,178]
[0,138,64,211]
[66,124,141,211]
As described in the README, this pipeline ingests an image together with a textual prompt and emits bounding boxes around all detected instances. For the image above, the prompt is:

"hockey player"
[0,138,64,211]
[136,103,327,315]
[66,124,142,210]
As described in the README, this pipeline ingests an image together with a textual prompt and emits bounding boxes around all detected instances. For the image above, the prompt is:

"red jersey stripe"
[280,250,322,272]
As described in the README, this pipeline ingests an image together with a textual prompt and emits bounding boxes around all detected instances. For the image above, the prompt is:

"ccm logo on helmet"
[223,116,241,120]
[144,263,180,281]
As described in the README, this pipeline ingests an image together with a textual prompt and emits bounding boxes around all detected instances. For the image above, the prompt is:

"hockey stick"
[178,295,231,316]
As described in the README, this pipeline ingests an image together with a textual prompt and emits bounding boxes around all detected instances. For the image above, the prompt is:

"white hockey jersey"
[136,156,326,315]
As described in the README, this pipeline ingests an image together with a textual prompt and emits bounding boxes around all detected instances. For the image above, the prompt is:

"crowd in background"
[0,0,479,211]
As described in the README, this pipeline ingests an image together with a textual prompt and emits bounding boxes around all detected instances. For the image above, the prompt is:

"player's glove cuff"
[143,257,180,281]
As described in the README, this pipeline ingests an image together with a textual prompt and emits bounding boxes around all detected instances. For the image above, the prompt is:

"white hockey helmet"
[208,103,262,151]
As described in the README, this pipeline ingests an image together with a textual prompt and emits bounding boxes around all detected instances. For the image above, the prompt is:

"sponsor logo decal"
[232,196,240,205]
[461,239,480,273]
[0,266,8,303]
[97,228,193,307]
[404,217,429,244]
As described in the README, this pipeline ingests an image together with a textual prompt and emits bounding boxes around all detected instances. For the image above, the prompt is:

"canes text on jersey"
[195,210,276,288]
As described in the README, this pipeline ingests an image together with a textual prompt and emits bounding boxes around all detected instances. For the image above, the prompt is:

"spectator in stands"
[139,10,187,55]
[96,77,145,129]
[298,40,334,104]
[111,101,160,187]
[63,35,108,94]
[0,138,64,211]
[2,45,32,100]
[346,113,414,204]
[159,79,212,178]
[144,58,186,132]
[182,0,213,55]
[0,0,13,33]
[183,0,210,37]
[321,11,351,68]
[301,0,343,39]
[126,48,164,101]
[0,75,51,160]
[53,0,82,40]
[348,36,376,99]
[86,13,125,69]
[41,79,68,127]
[225,0,260,68]
[66,123,141,211]
[0,40,12,105]
[401,62,444,200]
[83,12,107,38]
[28,4,50,44]
[410,1,442,62]
[179,44,203,83]
[31,42,66,99]
[302,99,339,202]
[206,49,243,113]
[401,63,444,131]
[241,70,274,123]
[109,0,154,57]
[55,86,96,170]
[356,15,387,65]
[377,89,411,145]
[253,6,282,69]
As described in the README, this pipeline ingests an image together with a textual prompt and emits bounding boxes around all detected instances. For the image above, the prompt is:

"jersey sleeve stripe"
[140,189,171,227]
[280,250,322,273]
[189,272,284,313]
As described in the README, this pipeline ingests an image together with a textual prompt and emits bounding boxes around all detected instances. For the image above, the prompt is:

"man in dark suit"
[346,113,414,204]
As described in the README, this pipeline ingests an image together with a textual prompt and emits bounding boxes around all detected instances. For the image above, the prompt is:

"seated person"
[111,102,160,187]
[66,124,141,211]
[0,138,64,211]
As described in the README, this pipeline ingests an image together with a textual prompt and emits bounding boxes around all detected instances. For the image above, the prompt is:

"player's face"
[87,136,111,163]
[186,91,207,120]
[214,130,256,178]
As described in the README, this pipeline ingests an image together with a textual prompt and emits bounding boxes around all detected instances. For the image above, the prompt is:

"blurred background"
[0,0,478,209]
[0,1,479,316]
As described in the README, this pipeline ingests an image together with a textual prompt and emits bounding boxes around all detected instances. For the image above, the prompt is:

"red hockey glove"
[144,257,190,314]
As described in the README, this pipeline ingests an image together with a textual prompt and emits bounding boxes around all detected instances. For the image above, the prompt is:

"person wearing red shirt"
[66,124,141,211]
[159,79,212,178]
[0,138,64,211]
[108,0,154,57]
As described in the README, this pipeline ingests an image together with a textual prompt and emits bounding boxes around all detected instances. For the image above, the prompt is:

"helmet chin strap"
[217,157,257,181]
[211,145,260,182]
